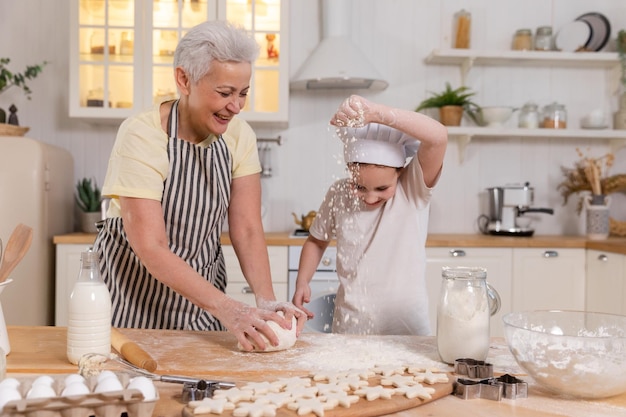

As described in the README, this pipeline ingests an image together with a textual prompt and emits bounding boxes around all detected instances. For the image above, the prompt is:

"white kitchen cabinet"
[223,245,288,305]
[586,250,626,315]
[512,248,586,312]
[69,0,289,127]
[55,243,95,326]
[425,247,513,338]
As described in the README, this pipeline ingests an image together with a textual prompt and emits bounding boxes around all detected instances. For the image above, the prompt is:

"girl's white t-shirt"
[309,157,435,335]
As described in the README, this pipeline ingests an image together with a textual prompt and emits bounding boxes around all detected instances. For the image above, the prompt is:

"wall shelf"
[448,127,626,163]
[425,49,620,84]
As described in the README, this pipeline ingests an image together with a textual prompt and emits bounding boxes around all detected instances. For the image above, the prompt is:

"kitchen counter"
[5,326,626,417]
[53,232,626,255]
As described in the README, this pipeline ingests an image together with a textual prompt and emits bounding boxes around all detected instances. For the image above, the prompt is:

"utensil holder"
[0,279,13,354]
[584,195,611,240]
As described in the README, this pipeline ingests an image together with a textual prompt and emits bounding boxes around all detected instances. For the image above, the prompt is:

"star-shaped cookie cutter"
[453,374,528,401]
[454,358,494,379]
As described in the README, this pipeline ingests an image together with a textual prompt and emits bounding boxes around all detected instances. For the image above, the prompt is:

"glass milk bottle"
[436,267,501,364]
[67,249,112,365]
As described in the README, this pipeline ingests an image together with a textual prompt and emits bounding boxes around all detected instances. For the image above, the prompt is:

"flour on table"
[237,312,297,352]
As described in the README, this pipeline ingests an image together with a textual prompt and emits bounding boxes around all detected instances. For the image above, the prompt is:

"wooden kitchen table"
[5,326,626,417]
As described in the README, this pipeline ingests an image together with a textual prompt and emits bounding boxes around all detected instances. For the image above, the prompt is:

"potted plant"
[0,57,47,134]
[76,177,102,233]
[415,82,480,126]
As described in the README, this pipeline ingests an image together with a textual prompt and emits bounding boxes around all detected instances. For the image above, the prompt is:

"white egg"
[64,374,86,386]
[31,375,55,386]
[26,384,57,399]
[61,381,90,397]
[0,378,20,389]
[96,370,118,384]
[127,376,157,401]
[0,386,22,410]
[94,376,123,393]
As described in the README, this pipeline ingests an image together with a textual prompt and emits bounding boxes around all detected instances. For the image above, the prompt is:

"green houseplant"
[0,58,47,125]
[76,178,102,233]
[415,83,479,126]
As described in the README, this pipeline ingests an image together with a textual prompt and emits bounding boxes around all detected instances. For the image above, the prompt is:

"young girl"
[292,95,447,335]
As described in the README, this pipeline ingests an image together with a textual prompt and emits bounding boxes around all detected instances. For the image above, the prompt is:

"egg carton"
[0,373,158,417]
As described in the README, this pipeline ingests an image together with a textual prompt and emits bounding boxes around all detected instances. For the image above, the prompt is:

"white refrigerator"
[0,136,74,325]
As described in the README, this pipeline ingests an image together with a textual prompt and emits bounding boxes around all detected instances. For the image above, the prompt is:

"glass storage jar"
[518,102,540,128]
[541,102,567,128]
[534,26,553,51]
[452,9,471,49]
[436,267,501,364]
[512,29,532,51]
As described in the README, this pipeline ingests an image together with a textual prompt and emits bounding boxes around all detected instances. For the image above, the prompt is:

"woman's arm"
[120,196,286,350]
[228,173,308,334]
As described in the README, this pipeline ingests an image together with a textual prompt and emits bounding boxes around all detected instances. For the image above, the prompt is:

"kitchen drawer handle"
[598,254,609,262]
[450,249,466,257]
[321,257,332,266]
[543,250,559,258]
[241,286,253,294]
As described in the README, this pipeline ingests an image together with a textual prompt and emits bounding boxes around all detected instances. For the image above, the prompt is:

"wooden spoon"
[0,224,34,283]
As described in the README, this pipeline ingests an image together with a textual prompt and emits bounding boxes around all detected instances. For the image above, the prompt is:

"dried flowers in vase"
[558,149,616,212]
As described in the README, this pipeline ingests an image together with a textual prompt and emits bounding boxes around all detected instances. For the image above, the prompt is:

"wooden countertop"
[53,232,626,255]
[5,326,626,417]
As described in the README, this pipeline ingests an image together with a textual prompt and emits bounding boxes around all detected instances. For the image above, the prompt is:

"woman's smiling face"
[348,163,401,209]
[187,60,252,136]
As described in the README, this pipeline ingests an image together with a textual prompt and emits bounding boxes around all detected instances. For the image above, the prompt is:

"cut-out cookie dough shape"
[212,387,254,403]
[237,312,297,352]
[287,397,333,417]
[414,369,450,385]
[372,364,407,377]
[189,397,235,414]
[319,391,360,408]
[396,383,436,400]
[232,399,277,417]
[380,374,419,387]
[239,381,280,396]
[354,385,396,401]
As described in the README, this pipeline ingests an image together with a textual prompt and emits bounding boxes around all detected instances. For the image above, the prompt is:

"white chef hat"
[339,123,419,168]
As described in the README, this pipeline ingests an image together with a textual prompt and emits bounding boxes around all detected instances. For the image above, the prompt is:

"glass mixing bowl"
[503,310,626,399]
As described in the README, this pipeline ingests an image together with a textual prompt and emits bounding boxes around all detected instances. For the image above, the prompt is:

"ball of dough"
[237,312,297,352]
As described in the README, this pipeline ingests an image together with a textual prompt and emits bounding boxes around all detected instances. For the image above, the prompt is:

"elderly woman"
[94,21,305,351]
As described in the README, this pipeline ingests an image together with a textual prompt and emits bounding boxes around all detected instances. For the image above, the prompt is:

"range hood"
[290,0,388,91]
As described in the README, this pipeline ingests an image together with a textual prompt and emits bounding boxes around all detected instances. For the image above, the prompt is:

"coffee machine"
[479,182,554,236]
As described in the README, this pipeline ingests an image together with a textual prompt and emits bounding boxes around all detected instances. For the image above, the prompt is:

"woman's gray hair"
[174,20,260,84]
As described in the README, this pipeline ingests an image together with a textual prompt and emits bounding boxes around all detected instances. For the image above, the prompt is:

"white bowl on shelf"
[478,106,516,127]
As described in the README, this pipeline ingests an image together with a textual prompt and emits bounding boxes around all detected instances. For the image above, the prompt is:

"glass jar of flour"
[436,267,501,364]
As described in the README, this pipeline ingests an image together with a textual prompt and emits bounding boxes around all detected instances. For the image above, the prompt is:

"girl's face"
[184,60,252,137]
[348,164,401,209]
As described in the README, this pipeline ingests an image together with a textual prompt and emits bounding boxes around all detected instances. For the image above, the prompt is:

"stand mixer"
[479,182,554,236]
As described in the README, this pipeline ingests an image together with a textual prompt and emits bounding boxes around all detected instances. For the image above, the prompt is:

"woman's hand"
[257,299,308,336]
[216,297,291,351]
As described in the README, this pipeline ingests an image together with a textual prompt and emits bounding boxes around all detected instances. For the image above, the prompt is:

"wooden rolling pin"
[111,327,158,372]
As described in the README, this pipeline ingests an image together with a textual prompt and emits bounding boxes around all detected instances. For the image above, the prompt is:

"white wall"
[1,0,624,236]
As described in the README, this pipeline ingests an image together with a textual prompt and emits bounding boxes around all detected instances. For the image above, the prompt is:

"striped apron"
[94,100,232,330]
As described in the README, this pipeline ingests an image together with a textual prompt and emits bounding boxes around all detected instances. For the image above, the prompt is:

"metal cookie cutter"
[181,379,237,403]
[454,378,503,401]
[454,374,528,401]
[454,358,494,379]
[496,374,528,400]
